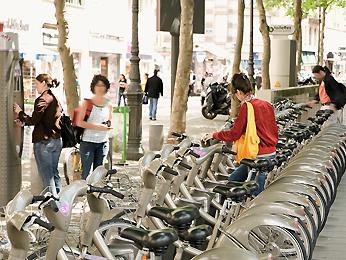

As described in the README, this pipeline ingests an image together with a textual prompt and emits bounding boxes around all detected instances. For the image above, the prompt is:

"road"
[141,95,227,151]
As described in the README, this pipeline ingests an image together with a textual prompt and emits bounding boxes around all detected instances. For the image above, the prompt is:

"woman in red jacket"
[204,73,278,194]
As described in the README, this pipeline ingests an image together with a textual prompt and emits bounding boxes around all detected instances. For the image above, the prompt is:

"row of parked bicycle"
[4,101,345,259]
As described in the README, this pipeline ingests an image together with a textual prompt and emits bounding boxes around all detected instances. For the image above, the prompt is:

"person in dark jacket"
[308,65,346,124]
[145,69,163,120]
[14,74,62,196]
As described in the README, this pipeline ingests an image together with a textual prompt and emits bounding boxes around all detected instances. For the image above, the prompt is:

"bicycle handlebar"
[106,169,118,177]
[88,186,125,199]
[32,195,46,203]
[222,146,237,155]
[35,194,59,212]
[172,132,183,138]
[162,166,179,176]
[188,150,201,158]
[48,200,59,212]
[33,217,55,232]
[178,161,192,170]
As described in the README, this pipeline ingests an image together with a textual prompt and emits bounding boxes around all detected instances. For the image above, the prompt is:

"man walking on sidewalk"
[145,69,163,121]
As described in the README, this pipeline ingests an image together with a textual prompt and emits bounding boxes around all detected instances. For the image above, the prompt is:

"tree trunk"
[319,7,326,65]
[256,0,271,89]
[232,0,245,75]
[168,0,194,135]
[230,0,245,118]
[54,0,79,116]
[293,0,303,72]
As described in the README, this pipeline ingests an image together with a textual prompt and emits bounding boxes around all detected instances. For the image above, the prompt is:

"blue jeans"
[80,141,109,180]
[229,153,276,195]
[34,138,63,197]
[149,98,158,119]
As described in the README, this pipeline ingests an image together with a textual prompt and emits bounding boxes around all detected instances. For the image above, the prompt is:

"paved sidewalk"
[22,96,227,189]
[312,174,346,259]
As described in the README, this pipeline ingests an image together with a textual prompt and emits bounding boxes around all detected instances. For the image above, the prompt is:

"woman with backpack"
[13,74,62,197]
[76,74,113,180]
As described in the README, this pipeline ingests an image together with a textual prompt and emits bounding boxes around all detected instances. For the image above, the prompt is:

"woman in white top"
[76,74,112,179]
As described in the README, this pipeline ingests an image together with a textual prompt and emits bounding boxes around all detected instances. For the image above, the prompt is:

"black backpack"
[60,113,77,148]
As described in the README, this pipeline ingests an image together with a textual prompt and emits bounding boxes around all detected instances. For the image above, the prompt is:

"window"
[309,27,312,46]
[65,0,84,6]
[314,28,317,47]
[214,15,228,43]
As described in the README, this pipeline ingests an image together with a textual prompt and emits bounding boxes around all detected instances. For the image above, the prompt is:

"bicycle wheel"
[27,246,48,259]
[63,148,82,185]
[248,225,307,260]
[90,218,140,259]
[27,246,80,260]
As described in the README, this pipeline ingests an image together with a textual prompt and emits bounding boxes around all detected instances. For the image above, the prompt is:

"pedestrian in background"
[14,73,62,197]
[141,73,149,92]
[76,74,113,180]
[145,69,163,121]
[117,74,128,106]
[200,72,208,106]
[307,65,346,124]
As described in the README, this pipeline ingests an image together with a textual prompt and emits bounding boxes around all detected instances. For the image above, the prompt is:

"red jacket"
[213,99,278,155]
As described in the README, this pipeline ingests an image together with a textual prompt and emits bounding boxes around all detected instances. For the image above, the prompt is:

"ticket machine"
[0,32,24,206]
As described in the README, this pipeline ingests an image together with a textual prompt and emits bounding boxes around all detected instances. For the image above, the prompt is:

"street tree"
[54,0,79,115]
[257,0,271,89]
[312,0,346,64]
[293,0,303,72]
[230,0,245,118]
[168,0,194,136]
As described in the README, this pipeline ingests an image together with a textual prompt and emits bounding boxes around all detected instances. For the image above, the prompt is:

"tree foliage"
[265,0,346,16]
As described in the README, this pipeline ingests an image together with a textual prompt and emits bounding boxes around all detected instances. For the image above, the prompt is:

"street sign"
[157,0,205,34]
[268,25,295,35]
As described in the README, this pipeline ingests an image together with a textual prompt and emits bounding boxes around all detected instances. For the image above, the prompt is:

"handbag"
[234,101,260,163]
[142,93,149,105]
[72,99,93,143]
[60,113,77,148]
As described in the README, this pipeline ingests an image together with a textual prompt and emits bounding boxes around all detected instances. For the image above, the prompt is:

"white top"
[82,103,110,143]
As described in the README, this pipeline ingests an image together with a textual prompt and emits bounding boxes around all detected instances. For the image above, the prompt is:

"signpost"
[268,25,295,35]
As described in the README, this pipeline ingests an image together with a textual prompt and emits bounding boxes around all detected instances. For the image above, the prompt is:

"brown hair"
[90,74,110,94]
[35,74,60,88]
[230,73,253,94]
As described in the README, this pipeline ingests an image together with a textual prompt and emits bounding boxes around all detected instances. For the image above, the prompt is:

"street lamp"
[248,0,256,90]
[126,0,143,160]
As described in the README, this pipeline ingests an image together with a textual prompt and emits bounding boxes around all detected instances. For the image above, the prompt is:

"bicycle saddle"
[242,180,259,195]
[283,131,305,142]
[148,205,199,230]
[240,158,271,170]
[120,227,178,256]
[179,224,212,247]
[275,153,287,167]
[213,186,247,202]
[279,149,293,157]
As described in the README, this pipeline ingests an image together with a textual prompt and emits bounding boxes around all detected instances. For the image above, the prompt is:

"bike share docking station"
[0,32,24,206]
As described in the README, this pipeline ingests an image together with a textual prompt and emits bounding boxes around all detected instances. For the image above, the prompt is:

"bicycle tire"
[296,215,313,260]
[91,218,140,259]
[27,246,48,260]
[63,148,82,185]
[248,225,307,260]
